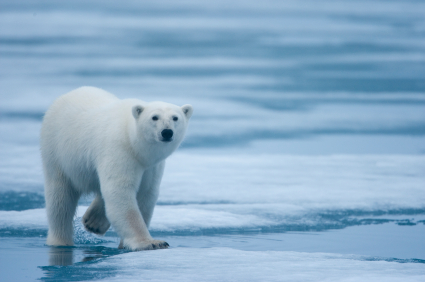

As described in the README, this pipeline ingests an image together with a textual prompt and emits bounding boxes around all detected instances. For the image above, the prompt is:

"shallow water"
[1,221,425,281]
[1,0,425,281]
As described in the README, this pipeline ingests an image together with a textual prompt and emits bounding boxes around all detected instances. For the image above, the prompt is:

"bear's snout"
[161,129,173,141]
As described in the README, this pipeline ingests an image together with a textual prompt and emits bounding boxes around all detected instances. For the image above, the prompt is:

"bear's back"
[41,87,124,168]
[42,86,121,136]
[53,86,119,112]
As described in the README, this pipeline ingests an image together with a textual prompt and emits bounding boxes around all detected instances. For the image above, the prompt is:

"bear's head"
[132,101,193,145]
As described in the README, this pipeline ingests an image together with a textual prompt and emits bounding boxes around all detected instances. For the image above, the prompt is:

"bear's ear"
[181,104,193,119]
[132,105,144,119]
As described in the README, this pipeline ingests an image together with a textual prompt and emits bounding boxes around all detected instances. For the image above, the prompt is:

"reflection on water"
[41,245,129,281]
[47,245,128,266]
[48,247,74,266]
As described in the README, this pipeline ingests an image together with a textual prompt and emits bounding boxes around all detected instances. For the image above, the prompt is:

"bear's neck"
[136,141,178,168]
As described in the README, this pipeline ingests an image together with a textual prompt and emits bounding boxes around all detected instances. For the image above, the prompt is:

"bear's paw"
[119,239,169,251]
[82,208,111,235]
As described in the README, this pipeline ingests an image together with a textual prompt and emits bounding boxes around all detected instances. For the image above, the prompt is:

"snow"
[1,153,424,234]
[0,208,47,227]
[161,153,425,209]
[81,248,425,282]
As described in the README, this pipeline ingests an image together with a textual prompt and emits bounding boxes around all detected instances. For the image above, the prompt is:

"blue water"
[1,0,425,281]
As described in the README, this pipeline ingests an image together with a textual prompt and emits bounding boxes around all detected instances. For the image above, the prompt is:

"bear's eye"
[173,116,178,121]
[152,116,158,121]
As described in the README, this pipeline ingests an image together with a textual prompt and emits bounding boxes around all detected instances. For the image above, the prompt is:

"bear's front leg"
[98,164,168,251]
[137,161,165,228]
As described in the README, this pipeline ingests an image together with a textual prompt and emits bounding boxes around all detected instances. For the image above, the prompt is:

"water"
[1,0,425,281]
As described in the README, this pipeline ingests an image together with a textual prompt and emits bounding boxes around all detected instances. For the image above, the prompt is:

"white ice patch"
[0,205,275,233]
[0,208,47,227]
[160,153,425,209]
[151,205,275,231]
[82,248,425,282]
[2,153,424,233]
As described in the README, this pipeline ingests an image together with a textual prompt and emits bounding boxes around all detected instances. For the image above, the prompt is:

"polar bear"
[40,86,193,251]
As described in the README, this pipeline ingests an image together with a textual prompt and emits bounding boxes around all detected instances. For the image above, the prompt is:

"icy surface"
[1,154,424,234]
[1,0,425,281]
[72,248,425,282]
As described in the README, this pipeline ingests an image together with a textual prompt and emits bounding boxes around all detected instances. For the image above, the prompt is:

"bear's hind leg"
[82,194,111,235]
[45,170,80,246]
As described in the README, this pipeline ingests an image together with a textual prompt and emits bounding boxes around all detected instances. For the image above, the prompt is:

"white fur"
[40,86,192,251]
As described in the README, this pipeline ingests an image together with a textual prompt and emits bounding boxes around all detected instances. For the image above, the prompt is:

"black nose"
[161,129,173,140]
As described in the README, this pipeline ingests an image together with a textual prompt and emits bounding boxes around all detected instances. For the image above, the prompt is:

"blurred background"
[1,0,424,157]
[0,0,425,281]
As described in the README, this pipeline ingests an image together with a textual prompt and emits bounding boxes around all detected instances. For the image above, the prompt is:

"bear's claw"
[149,241,169,250]
[121,239,169,251]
